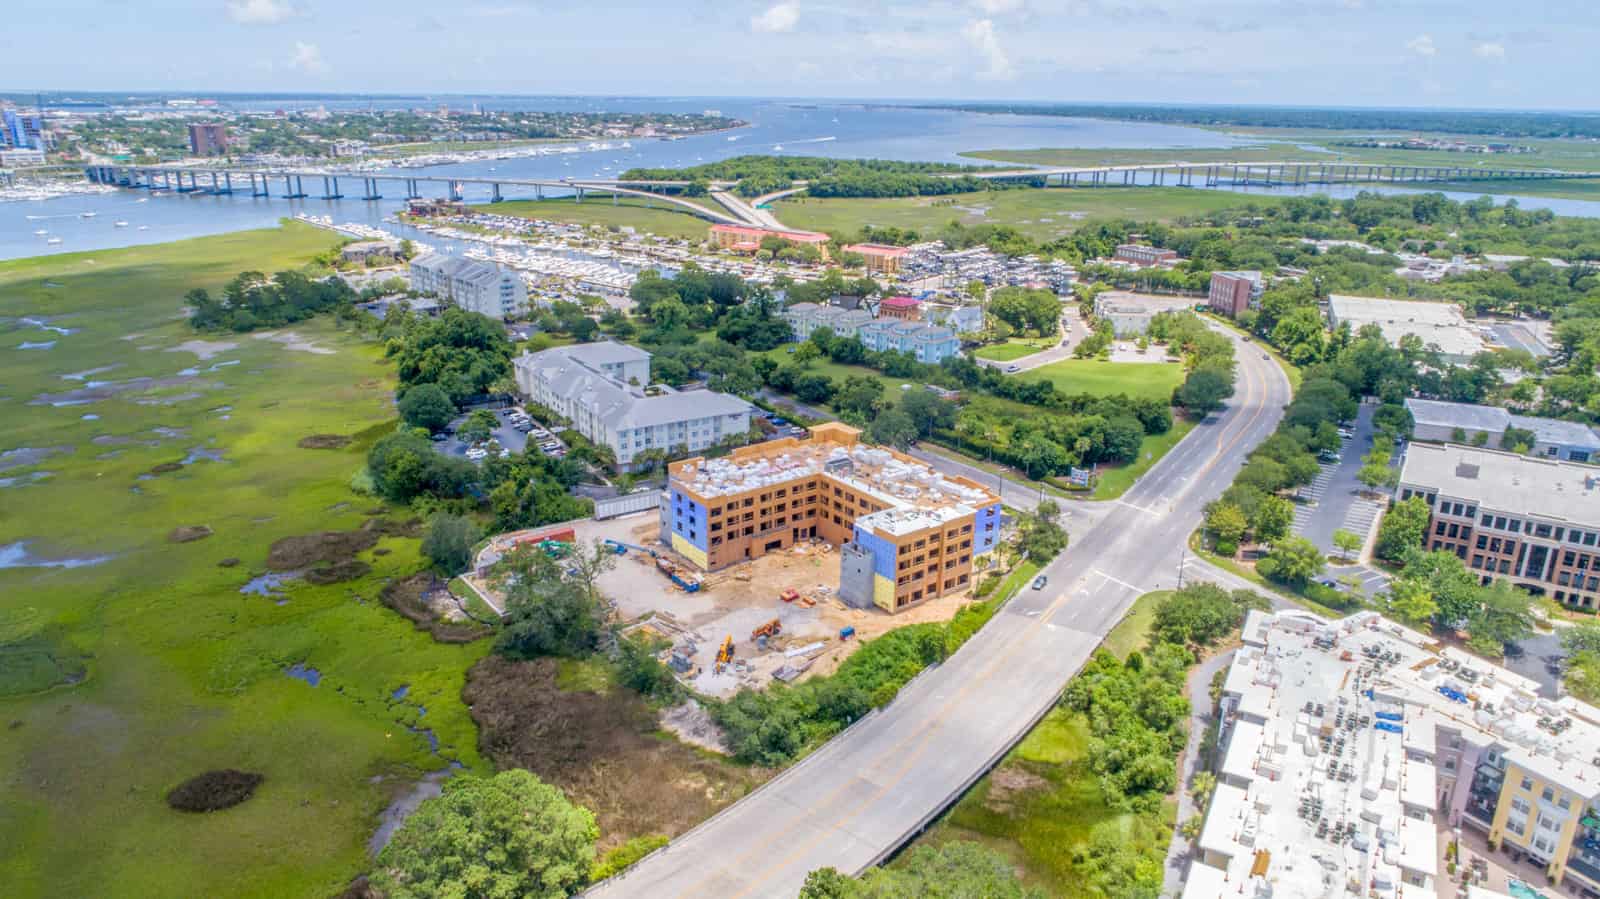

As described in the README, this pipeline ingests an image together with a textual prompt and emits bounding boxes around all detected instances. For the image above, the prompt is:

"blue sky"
[9,0,1598,109]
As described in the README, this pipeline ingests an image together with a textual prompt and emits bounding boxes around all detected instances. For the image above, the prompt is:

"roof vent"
[1456,463,1480,480]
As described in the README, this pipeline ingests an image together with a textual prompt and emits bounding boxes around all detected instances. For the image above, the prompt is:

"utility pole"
[1177,547,1187,589]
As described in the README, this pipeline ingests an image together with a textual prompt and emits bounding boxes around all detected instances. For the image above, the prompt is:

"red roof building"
[709,224,830,257]
[878,295,923,321]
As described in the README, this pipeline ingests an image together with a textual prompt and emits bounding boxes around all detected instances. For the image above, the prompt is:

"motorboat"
[80,211,97,218]
[114,220,129,227]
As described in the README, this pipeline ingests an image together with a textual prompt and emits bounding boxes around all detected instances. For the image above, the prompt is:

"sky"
[7,0,1599,110]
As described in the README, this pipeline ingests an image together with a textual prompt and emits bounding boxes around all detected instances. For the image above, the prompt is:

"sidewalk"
[1161,647,1237,897]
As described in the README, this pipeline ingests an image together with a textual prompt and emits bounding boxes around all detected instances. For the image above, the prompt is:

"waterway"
[6,95,1599,261]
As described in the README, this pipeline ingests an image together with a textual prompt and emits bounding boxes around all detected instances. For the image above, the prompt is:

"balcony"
[1463,805,1496,830]
[1568,853,1600,888]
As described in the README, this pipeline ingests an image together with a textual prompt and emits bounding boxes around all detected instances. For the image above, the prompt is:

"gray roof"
[411,253,509,284]
[1508,413,1600,449]
[605,390,753,431]
[1398,443,1600,527]
[1405,398,1510,433]
[557,340,651,368]
[516,343,750,434]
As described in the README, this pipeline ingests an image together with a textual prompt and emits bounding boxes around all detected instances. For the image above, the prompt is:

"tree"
[866,407,918,449]
[494,548,605,658]
[1383,577,1438,628]
[1177,368,1233,417]
[457,408,500,445]
[1153,583,1242,647]
[1251,496,1295,544]
[1205,503,1248,550]
[1469,580,1535,656]
[1402,549,1483,628]
[1256,537,1325,587]
[793,341,822,367]
[1017,500,1069,561]
[1332,529,1363,561]
[1375,497,1430,562]
[398,383,457,433]
[422,513,479,575]
[1356,449,1397,493]
[802,842,1044,899]
[372,769,597,899]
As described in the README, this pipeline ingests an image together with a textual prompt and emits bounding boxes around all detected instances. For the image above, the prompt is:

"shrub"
[166,769,265,812]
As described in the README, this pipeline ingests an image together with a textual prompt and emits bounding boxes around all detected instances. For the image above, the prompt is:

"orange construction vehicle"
[751,619,782,642]
[779,588,799,604]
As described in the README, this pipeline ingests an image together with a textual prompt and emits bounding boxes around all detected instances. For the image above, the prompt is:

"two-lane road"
[588,327,1291,899]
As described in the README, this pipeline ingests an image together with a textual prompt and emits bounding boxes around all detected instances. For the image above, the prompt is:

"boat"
[137,226,149,231]
[773,144,784,151]
[33,229,47,236]
[80,211,97,218]
[114,220,129,228]
[47,237,63,245]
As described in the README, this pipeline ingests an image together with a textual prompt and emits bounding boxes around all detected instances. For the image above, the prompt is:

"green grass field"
[908,590,1175,895]
[483,196,713,240]
[0,222,490,898]
[1022,358,1184,403]
[774,188,1283,240]
[972,338,1055,362]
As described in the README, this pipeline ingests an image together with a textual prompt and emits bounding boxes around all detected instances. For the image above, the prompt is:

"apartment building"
[782,303,874,341]
[187,123,229,156]
[708,224,831,257]
[1186,607,1600,899]
[665,423,1002,613]
[877,296,922,321]
[1208,270,1263,318]
[513,341,751,468]
[409,253,528,319]
[842,243,909,275]
[1396,443,1600,610]
[1406,398,1600,463]
[1113,244,1179,266]
[781,303,962,363]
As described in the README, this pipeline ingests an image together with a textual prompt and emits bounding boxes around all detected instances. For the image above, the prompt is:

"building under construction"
[665,423,1003,614]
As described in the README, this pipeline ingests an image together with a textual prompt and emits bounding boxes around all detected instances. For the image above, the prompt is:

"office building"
[1405,399,1600,462]
[514,341,751,469]
[1092,290,1195,337]
[1114,244,1179,266]
[1208,270,1264,318]
[1327,295,1486,365]
[1396,442,1600,609]
[408,253,528,319]
[1184,606,1600,899]
[708,224,831,258]
[186,123,230,156]
[665,423,1002,613]
[842,243,909,275]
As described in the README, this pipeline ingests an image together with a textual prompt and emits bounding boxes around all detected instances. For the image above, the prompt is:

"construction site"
[465,510,1001,699]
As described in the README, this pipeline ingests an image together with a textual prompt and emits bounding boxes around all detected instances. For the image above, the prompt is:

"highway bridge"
[81,164,755,227]
[585,325,1293,898]
[968,159,1598,187]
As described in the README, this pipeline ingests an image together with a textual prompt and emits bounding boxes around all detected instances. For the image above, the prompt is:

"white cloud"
[963,18,1015,81]
[972,0,1024,13]
[751,2,800,33]
[289,41,328,73]
[1405,34,1436,57]
[227,0,296,25]
[1474,41,1506,59]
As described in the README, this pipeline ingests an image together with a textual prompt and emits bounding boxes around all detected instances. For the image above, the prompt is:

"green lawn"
[1022,358,1184,403]
[907,590,1177,895]
[774,188,1283,240]
[0,222,490,898]
[482,196,711,240]
[973,338,1055,362]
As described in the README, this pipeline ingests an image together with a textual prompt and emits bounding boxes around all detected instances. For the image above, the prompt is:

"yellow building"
[665,423,1003,613]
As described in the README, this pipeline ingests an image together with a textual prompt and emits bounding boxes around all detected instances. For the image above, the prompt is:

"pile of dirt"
[464,656,770,851]
[983,764,1049,815]
[380,573,490,644]
[147,462,183,475]
[305,560,372,586]
[297,434,352,450]
[266,523,388,570]
[363,516,422,539]
[166,769,264,813]
[167,525,213,544]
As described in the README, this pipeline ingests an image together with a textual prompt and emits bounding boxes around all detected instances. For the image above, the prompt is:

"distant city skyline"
[7,0,1599,111]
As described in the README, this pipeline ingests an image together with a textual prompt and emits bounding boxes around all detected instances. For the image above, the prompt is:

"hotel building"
[665,423,1002,613]
[1185,607,1600,899]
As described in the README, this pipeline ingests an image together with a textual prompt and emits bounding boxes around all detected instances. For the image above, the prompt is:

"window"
[1542,787,1555,802]
[1559,796,1573,810]
[1521,777,1534,791]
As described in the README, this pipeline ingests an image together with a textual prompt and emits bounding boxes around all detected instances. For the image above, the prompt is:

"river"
[7,96,1599,261]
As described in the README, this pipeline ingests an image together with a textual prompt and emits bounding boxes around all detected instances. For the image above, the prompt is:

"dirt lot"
[463,656,770,851]
[470,512,981,698]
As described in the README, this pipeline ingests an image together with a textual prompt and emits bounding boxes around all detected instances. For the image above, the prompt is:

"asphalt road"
[975,310,1085,374]
[587,326,1292,899]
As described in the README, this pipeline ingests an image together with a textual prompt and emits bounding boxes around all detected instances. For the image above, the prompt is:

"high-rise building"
[2,109,46,151]
[187,123,230,156]
[1208,270,1263,318]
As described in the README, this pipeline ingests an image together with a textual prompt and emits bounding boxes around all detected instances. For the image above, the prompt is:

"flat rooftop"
[671,431,997,532]
[1191,608,1600,898]
[1328,294,1486,358]
[1398,441,1600,527]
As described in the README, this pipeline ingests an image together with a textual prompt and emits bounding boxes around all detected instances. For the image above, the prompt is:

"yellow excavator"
[714,636,735,674]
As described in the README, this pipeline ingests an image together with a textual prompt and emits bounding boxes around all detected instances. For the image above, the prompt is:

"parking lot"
[432,404,567,463]
[1291,402,1395,556]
